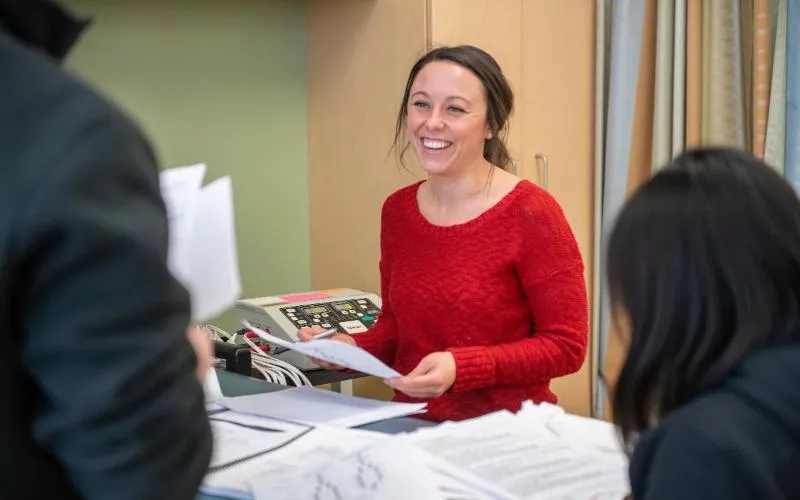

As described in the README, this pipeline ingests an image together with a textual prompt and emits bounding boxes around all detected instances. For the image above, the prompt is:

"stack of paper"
[201,399,631,500]
[159,163,242,322]
[404,410,630,499]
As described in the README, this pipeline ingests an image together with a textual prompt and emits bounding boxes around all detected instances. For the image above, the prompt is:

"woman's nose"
[426,109,445,130]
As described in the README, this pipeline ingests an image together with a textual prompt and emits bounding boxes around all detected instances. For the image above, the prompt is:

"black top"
[629,342,800,499]
[0,1,212,499]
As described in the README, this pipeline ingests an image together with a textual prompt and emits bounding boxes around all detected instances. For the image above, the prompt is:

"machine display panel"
[300,305,328,315]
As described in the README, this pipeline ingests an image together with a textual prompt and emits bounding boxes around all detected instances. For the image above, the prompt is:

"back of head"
[0,0,88,60]
[607,147,800,445]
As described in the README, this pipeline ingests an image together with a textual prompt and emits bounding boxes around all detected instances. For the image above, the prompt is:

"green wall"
[64,0,311,330]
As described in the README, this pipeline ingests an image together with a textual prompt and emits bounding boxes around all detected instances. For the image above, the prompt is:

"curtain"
[593,0,796,419]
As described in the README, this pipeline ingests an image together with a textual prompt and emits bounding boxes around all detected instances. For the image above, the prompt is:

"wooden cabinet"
[306,0,596,416]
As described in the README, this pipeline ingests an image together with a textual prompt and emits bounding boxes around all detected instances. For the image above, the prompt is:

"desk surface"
[197,370,435,499]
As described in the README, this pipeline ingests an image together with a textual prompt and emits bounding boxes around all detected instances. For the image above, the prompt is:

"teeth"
[423,139,450,150]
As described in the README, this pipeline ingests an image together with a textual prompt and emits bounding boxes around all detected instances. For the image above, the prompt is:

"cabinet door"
[521,0,596,417]
[428,0,524,163]
[306,0,428,401]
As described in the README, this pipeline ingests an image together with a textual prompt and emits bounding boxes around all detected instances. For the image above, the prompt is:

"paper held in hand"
[242,320,401,379]
[159,163,242,322]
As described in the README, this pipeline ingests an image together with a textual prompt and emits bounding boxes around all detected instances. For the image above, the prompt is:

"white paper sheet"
[209,410,311,434]
[203,368,224,405]
[159,163,206,284]
[186,176,242,321]
[201,426,386,499]
[159,165,242,322]
[407,411,630,500]
[515,401,625,454]
[209,420,306,470]
[250,436,509,500]
[545,413,625,455]
[250,438,445,500]
[219,386,426,428]
[242,320,400,378]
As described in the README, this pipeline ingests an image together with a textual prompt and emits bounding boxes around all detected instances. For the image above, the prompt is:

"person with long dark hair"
[607,147,800,499]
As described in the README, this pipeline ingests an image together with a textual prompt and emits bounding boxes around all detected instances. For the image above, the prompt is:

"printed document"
[407,410,630,499]
[159,164,242,322]
[243,320,401,378]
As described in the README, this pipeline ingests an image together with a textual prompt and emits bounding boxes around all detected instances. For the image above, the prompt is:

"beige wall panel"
[521,0,595,416]
[306,0,427,399]
[306,0,426,294]
[428,0,525,168]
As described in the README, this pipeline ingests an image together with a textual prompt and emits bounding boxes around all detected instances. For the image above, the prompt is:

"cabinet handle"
[534,153,549,191]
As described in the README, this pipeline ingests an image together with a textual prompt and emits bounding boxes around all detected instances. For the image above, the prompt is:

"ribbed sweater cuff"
[448,346,495,392]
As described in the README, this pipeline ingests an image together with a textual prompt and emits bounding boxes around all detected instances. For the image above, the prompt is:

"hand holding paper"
[243,320,401,379]
[297,326,356,369]
[385,351,456,398]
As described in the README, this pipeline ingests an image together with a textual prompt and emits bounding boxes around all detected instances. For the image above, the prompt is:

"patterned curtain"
[593,0,795,420]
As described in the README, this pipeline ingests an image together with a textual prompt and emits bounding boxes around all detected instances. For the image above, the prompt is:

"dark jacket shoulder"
[629,343,800,500]
[0,18,212,500]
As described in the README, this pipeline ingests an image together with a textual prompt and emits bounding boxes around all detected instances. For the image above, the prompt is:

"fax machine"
[234,288,382,371]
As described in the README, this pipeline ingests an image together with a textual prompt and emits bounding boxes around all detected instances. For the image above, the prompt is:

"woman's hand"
[385,351,456,398]
[297,326,355,370]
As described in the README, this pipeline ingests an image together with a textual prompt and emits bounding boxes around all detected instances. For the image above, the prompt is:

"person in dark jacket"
[607,147,800,499]
[0,1,212,499]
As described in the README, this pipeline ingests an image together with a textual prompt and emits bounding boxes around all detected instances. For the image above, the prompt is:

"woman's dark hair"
[608,147,800,447]
[391,45,515,171]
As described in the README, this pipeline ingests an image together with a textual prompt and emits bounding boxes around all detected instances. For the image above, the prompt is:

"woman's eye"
[412,100,429,108]
[448,106,465,113]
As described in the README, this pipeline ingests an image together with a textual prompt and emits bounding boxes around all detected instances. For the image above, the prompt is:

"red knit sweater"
[354,180,589,422]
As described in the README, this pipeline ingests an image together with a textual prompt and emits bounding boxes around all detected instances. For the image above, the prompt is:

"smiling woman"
[299,45,590,423]
[392,45,515,176]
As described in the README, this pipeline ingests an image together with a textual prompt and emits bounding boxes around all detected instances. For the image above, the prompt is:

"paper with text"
[243,320,401,378]
[407,411,630,499]
[159,164,242,322]
[219,386,426,428]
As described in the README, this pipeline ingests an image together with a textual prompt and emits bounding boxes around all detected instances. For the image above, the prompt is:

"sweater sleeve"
[447,192,589,392]
[352,198,400,366]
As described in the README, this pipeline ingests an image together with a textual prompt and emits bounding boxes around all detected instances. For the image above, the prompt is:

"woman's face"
[405,60,491,177]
